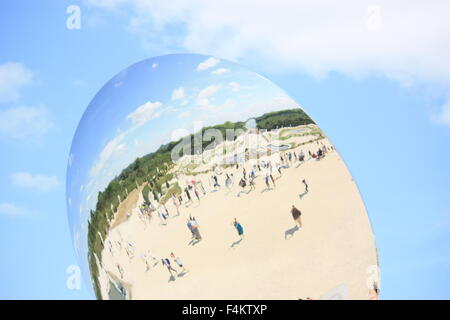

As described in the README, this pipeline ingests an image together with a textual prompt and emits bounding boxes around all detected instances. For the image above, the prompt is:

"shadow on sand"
[177,270,189,278]
[237,191,246,197]
[188,238,201,246]
[261,187,273,194]
[284,226,299,240]
[230,238,243,248]
[299,190,308,199]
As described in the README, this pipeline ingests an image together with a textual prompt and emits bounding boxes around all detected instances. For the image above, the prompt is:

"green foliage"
[174,121,247,157]
[142,185,151,204]
[87,144,176,298]
[255,108,314,130]
[159,182,182,205]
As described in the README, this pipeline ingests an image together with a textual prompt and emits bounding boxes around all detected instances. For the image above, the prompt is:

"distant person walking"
[162,258,178,276]
[199,181,206,195]
[299,150,305,162]
[291,205,302,228]
[270,174,276,187]
[302,179,309,193]
[194,188,201,201]
[163,204,170,217]
[249,176,256,191]
[225,173,232,189]
[187,219,195,238]
[265,175,270,189]
[190,217,202,241]
[117,263,124,279]
[184,187,192,202]
[213,175,220,188]
[158,208,168,225]
[147,250,159,266]
[233,218,245,239]
[238,178,247,196]
[171,252,188,273]
[172,195,180,215]
[141,253,150,272]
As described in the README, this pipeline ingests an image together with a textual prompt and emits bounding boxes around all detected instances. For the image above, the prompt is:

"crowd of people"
[103,139,334,290]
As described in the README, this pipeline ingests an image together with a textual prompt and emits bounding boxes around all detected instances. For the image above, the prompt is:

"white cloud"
[152,63,158,68]
[171,87,185,100]
[84,0,129,8]
[0,202,32,217]
[89,131,127,177]
[116,143,126,154]
[0,106,53,141]
[0,62,33,103]
[198,84,219,100]
[89,100,163,186]
[11,172,60,193]
[178,111,191,118]
[88,1,450,87]
[197,57,220,71]
[228,82,241,92]
[188,95,295,129]
[212,68,229,75]
[248,96,298,115]
[126,101,162,125]
[171,127,191,142]
[433,99,450,125]
[197,84,220,111]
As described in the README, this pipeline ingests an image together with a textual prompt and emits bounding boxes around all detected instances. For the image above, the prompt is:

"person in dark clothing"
[302,179,309,193]
[184,187,192,202]
[291,205,302,228]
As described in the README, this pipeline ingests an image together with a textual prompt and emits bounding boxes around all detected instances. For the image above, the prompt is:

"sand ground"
[97,135,379,300]
[111,186,143,228]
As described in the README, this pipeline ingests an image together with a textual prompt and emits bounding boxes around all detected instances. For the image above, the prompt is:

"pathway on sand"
[111,186,144,229]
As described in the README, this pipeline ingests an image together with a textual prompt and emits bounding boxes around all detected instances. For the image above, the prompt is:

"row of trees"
[255,108,314,130]
[88,146,175,298]
[173,121,247,157]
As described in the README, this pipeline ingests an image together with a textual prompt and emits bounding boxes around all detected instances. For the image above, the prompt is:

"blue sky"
[0,0,449,299]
